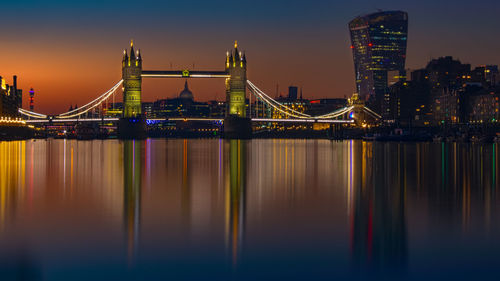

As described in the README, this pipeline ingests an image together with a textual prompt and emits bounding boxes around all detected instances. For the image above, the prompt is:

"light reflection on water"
[0,139,498,280]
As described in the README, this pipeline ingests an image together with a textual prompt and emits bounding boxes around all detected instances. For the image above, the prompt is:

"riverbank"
[2,125,499,143]
[0,125,35,141]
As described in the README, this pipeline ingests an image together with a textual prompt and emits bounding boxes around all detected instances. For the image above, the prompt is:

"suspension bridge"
[18,41,381,138]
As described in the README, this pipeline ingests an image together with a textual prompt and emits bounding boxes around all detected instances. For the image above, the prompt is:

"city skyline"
[1,0,499,114]
[0,3,499,279]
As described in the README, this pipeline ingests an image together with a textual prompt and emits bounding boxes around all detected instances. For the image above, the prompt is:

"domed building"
[179,81,194,100]
[151,80,210,118]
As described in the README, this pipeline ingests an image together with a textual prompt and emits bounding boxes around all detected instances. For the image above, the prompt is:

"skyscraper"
[288,86,298,100]
[349,11,408,112]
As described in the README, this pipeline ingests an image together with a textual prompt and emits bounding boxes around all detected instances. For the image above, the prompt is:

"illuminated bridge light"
[18,78,378,126]
[0,117,27,125]
[251,118,354,124]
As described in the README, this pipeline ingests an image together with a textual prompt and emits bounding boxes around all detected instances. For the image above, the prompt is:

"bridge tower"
[349,93,366,127]
[226,41,247,117]
[119,40,146,139]
[224,41,251,139]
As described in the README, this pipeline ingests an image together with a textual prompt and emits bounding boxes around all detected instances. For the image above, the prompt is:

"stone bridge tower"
[226,41,247,117]
[119,40,146,139]
[122,40,142,118]
[224,41,251,138]
[349,93,367,126]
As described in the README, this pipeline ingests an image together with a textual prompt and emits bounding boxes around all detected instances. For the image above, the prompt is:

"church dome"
[179,81,193,100]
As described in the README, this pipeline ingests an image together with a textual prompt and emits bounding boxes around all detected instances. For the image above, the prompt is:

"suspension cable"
[363,106,382,119]
[246,83,311,119]
[58,80,123,118]
[247,81,311,117]
[247,80,360,120]
[18,108,48,119]
[247,81,312,119]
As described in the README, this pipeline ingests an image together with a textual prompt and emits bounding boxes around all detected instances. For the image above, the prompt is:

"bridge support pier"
[328,123,343,140]
[118,116,146,139]
[223,116,252,139]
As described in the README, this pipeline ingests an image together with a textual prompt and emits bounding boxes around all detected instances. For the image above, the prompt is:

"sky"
[0,0,499,114]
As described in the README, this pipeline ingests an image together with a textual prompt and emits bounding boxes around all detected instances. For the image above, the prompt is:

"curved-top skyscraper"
[349,11,408,112]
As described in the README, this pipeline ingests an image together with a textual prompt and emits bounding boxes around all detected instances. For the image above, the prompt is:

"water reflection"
[0,141,26,231]
[226,140,247,268]
[350,141,407,277]
[181,139,191,233]
[0,140,498,280]
[123,140,142,266]
[0,141,41,280]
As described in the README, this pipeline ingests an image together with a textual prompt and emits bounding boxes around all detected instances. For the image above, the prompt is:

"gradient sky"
[1,0,499,114]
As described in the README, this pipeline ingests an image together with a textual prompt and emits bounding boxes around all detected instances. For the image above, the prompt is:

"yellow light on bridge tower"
[122,40,142,119]
[227,40,247,119]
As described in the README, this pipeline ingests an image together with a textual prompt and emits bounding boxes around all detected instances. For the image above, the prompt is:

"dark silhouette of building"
[208,100,226,118]
[425,56,471,92]
[0,76,23,117]
[150,81,210,118]
[384,79,431,125]
[349,11,408,113]
[142,102,153,117]
[179,80,194,100]
[468,87,500,123]
[384,56,500,126]
[306,98,348,116]
[471,65,499,87]
[288,86,298,101]
[425,57,479,124]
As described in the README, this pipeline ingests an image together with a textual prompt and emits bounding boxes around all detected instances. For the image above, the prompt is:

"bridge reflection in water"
[0,140,498,280]
[123,140,142,266]
[226,140,247,268]
[119,139,248,268]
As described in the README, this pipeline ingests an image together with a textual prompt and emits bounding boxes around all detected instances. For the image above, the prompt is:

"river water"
[0,139,498,280]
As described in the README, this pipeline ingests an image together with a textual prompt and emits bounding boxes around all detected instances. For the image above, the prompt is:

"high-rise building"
[349,11,408,112]
[288,86,298,100]
[0,76,23,117]
[425,56,470,91]
[29,88,35,112]
[471,65,499,87]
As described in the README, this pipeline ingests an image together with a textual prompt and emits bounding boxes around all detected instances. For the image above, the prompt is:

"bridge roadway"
[24,118,354,124]
[141,70,230,78]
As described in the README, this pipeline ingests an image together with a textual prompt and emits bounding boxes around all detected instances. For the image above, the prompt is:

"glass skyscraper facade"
[349,11,408,112]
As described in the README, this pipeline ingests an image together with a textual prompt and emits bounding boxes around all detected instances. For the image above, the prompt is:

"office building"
[288,86,298,101]
[349,11,408,112]
[0,76,23,117]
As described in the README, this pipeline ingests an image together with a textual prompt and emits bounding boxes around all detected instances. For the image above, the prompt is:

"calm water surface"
[0,139,499,280]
